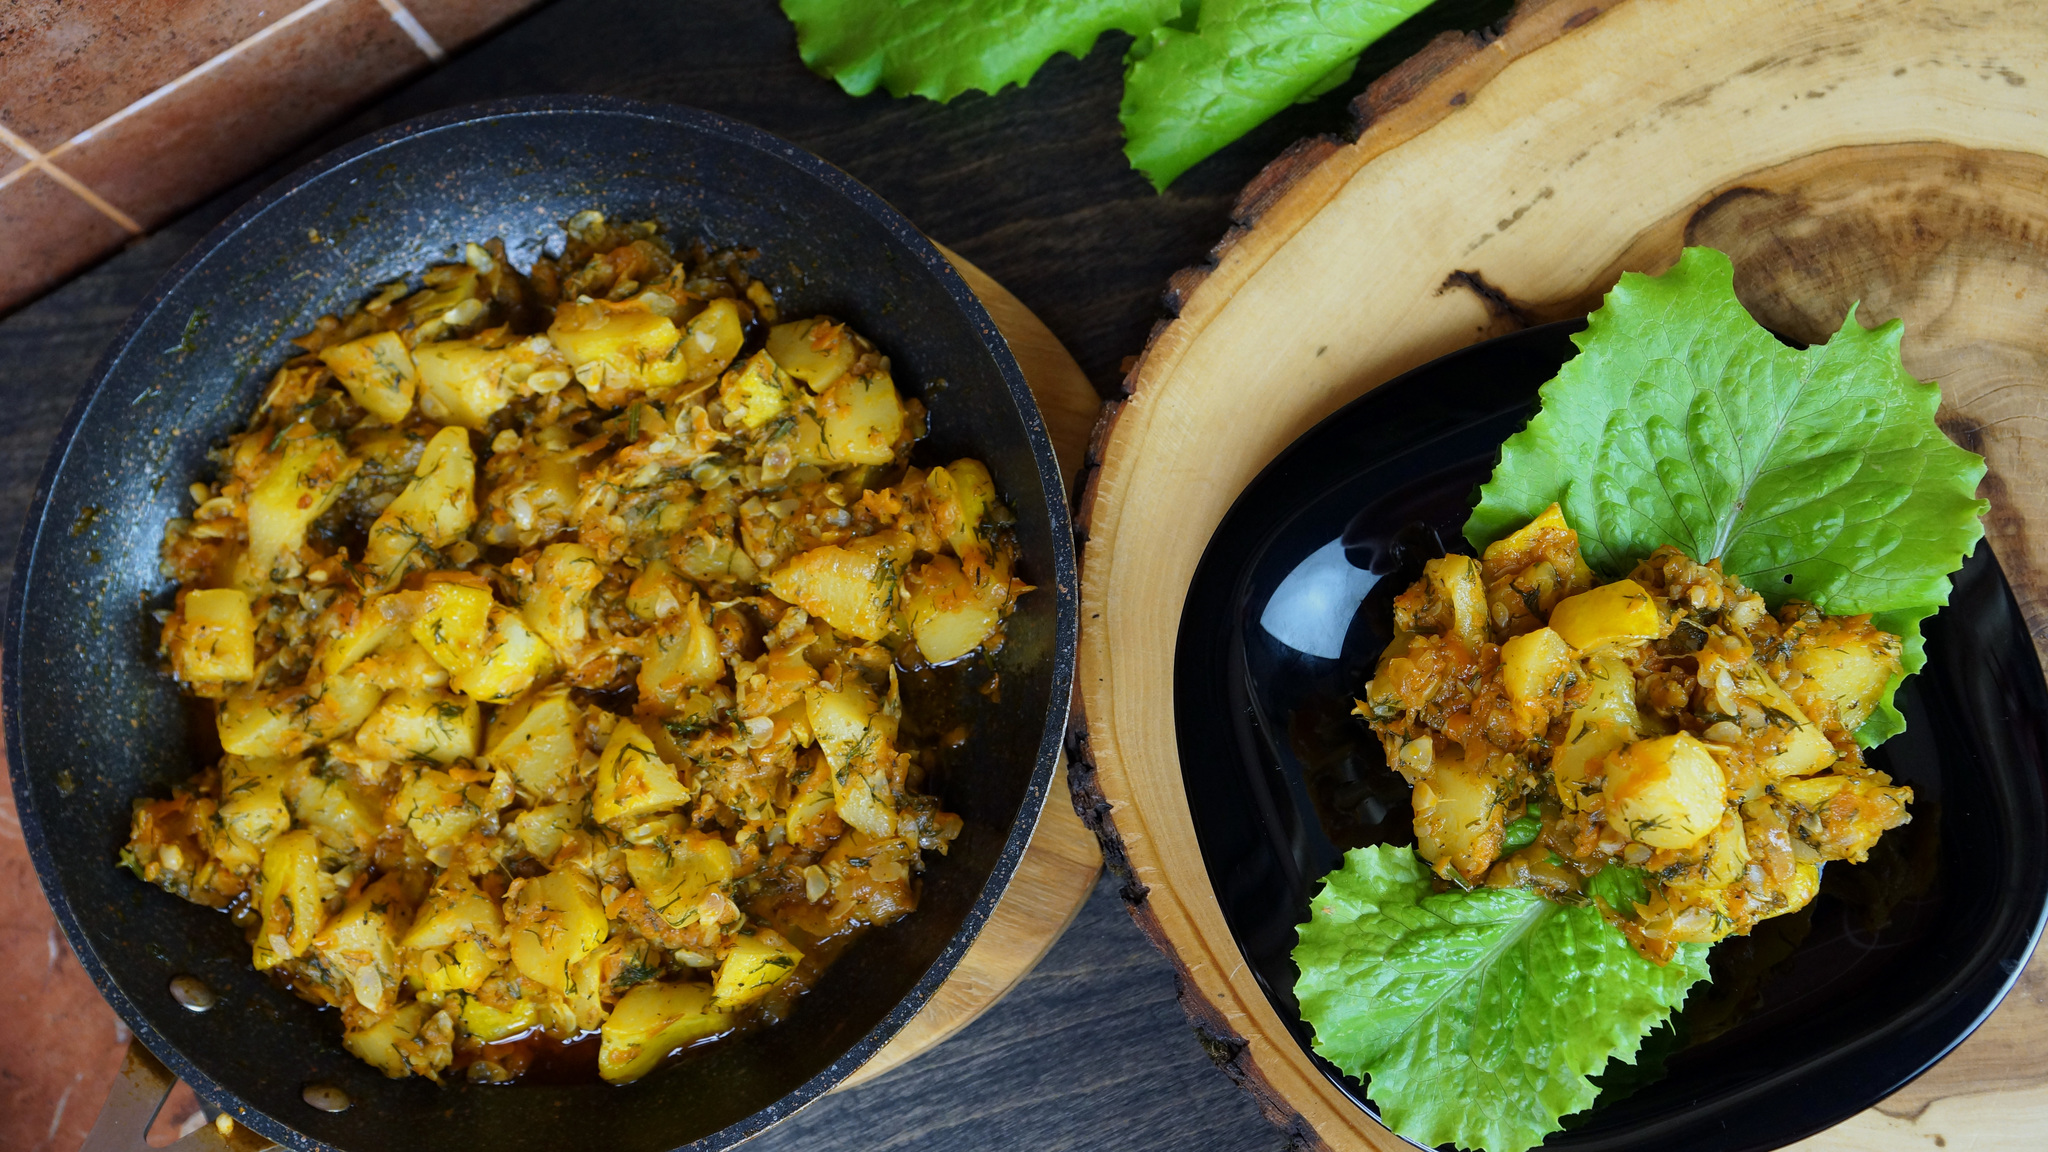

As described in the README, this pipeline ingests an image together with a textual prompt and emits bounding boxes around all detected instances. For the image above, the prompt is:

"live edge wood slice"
[1069,1,2048,1149]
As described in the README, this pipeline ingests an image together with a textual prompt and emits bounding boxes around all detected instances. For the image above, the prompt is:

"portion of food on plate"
[1357,502,1912,961]
[121,210,1031,1085]
[1292,247,1988,1152]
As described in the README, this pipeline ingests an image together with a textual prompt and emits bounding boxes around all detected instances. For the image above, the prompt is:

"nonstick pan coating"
[4,96,1077,1152]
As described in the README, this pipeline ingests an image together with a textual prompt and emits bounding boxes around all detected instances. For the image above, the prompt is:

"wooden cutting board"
[1070,0,2048,1148]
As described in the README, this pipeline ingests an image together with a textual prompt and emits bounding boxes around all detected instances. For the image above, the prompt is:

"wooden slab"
[1070,1,2048,1148]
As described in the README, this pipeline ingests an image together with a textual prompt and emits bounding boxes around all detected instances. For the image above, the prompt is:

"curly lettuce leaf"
[1294,846,1710,1152]
[780,0,1182,102]
[1465,247,1987,745]
[1121,0,1436,189]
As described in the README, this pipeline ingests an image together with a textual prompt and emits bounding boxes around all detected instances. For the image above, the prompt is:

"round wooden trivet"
[1069,1,2048,1148]
[839,249,1104,1089]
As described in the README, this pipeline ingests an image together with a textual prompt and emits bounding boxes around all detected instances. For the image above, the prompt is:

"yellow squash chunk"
[1500,626,1574,713]
[765,316,855,392]
[394,766,487,850]
[253,829,325,967]
[448,607,553,703]
[1551,651,1638,812]
[481,684,583,799]
[459,992,539,1042]
[681,298,745,384]
[409,576,494,675]
[626,833,738,930]
[311,874,411,1013]
[319,330,418,423]
[511,803,578,863]
[718,349,794,430]
[817,370,903,465]
[902,554,1003,665]
[365,426,477,590]
[636,595,724,711]
[592,719,691,826]
[766,530,915,642]
[598,981,732,1083]
[548,304,684,391]
[342,1001,433,1079]
[354,687,480,764]
[1412,747,1506,884]
[1404,555,1489,652]
[411,939,495,996]
[926,460,996,558]
[404,877,505,951]
[711,929,804,1010]
[804,680,881,772]
[1549,579,1662,651]
[1739,667,1837,779]
[284,761,380,853]
[414,339,515,429]
[1663,811,1751,890]
[521,542,603,659]
[241,433,361,586]
[215,756,292,868]
[1603,733,1727,850]
[834,768,897,840]
[506,871,609,992]
[170,588,255,684]
[1787,616,1904,732]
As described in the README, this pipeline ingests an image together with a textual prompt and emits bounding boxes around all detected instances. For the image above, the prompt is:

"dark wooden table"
[0,1,1511,1147]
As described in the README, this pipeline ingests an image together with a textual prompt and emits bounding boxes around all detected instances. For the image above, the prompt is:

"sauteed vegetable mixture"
[122,212,1028,1084]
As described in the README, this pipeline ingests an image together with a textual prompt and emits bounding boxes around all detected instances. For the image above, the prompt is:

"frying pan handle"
[81,1041,275,1152]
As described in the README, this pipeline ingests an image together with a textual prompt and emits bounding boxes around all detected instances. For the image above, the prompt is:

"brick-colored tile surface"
[403,0,544,52]
[0,169,130,314]
[0,730,133,1152]
[51,0,431,233]
[0,0,294,152]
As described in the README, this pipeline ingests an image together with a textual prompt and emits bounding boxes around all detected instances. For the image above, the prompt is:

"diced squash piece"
[319,330,418,423]
[217,686,301,758]
[448,607,553,703]
[636,595,723,711]
[394,767,484,851]
[482,685,584,800]
[817,370,903,465]
[253,829,324,967]
[521,542,603,659]
[626,832,738,930]
[625,560,688,621]
[765,317,856,393]
[804,680,881,772]
[1478,503,1596,638]
[285,759,380,853]
[926,460,997,558]
[1552,651,1638,812]
[1402,555,1489,652]
[1775,774,1913,863]
[718,350,794,430]
[169,588,255,683]
[342,1001,434,1079]
[405,876,504,951]
[506,871,609,992]
[459,992,539,1042]
[1500,627,1574,712]
[404,265,480,330]
[408,575,494,674]
[1786,615,1904,732]
[766,531,915,642]
[711,929,803,1010]
[241,433,361,586]
[592,719,691,826]
[1739,666,1838,779]
[414,339,515,430]
[412,939,495,996]
[835,768,897,840]
[512,803,579,864]
[1412,746,1506,884]
[681,298,745,383]
[1549,579,1662,651]
[316,594,405,681]
[365,427,476,590]
[355,687,479,764]
[784,755,841,851]
[300,667,387,747]
[1603,733,1726,850]
[598,981,732,1083]
[312,874,411,1013]
[216,756,292,867]
[1664,811,1751,890]
[548,303,684,391]
[902,554,1002,665]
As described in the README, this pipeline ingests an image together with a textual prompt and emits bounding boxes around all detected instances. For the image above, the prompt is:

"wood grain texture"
[1074,1,2048,1149]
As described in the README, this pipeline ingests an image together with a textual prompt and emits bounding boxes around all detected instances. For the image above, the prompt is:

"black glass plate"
[1174,321,2048,1152]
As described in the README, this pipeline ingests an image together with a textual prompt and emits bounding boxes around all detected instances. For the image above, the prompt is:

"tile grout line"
[39,0,343,166]
[0,121,142,235]
[375,0,448,62]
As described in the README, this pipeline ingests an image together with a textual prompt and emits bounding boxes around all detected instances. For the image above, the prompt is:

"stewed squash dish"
[122,212,1029,1083]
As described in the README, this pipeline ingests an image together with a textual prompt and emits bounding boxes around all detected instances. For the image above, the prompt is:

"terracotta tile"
[51,0,432,232]
[0,0,292,152]
[401,0,546,52]
[0,167,131,314]
[0,728,134,1152]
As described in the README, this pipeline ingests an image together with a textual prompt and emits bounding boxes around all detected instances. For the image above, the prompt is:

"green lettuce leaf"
[1121,0,1436,189]
[780,0,1182,102]
[1464,247,1988,744]
[1294,846,1710,1152]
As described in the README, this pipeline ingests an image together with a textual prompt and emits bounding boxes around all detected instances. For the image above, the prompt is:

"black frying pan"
[5,96,1077,1152]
